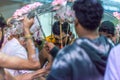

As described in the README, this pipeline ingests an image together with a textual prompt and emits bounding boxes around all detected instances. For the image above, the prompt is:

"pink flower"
[113,12,120,20]
[54,6,75,23]
[12,2,43,19]
[52,0,67,6]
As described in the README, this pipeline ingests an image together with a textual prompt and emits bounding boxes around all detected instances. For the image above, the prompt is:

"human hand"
[22,16,34,30]
[44,42,55,52]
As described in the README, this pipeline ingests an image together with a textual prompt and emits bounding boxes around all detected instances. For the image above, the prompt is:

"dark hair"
[73,0,103,30]
[0,14,6,28]
[52,21,70,35]
[0,14,6,48]
[99,21,115,36]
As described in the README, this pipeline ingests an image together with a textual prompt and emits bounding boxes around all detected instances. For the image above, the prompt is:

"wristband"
[25,35,32,39]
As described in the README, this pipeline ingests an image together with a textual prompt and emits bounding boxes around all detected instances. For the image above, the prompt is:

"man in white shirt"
[1,37,33,76]
[0,17,41,80]
[104,44,120,80]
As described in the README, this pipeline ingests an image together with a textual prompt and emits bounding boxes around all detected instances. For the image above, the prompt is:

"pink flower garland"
[5,1,75,41]
[10,2,43,41]
[13,2,43,19]
[113,12,120,20]
[52,0,67,6]
[113,12,120,38]
[52,0,75,6]
[54,6,75,23]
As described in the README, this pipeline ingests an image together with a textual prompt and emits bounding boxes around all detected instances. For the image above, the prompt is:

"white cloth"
[1,38,32,76]
[104,44,120,80]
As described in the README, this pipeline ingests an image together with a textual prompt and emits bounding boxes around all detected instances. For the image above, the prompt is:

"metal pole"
[35,11,46,39]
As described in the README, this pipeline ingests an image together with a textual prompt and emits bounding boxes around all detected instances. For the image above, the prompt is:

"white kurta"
[104,44,120,80]
[1,38,32,76]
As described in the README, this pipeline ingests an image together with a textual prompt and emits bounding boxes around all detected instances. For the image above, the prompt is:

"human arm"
[25,50,70,80]
[21,16,41,68]
[39,42,59,68]
[23,17,39,63]
[0,53,39,70]
[45,42,59,58]
[39,48,53,69]
[14,68,48,80]
[47,50,71,80]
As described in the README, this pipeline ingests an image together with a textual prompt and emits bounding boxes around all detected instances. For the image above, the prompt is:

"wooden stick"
[60,21,63,48]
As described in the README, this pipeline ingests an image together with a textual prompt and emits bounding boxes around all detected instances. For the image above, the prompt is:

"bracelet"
[25,35,32,39]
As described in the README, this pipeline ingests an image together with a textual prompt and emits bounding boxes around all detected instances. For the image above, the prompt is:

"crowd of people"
[0,0,120,80]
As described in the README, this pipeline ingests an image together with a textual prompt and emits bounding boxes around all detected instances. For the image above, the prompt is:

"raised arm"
[0,53,39,70]
[23,17,39,64]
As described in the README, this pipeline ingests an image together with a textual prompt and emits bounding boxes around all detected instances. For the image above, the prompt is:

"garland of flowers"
[7,2,43,41]
[113,12,120,38]
[113,12,120,29]
[6,0,75,42]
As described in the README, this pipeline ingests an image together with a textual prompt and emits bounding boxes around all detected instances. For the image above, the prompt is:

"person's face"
[19,37,26,47]
[99,31,114,42]
[54,32,68,46]
[74,18,83,37]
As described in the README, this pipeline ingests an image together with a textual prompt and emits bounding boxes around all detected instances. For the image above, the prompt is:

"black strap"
[75,40,106,75]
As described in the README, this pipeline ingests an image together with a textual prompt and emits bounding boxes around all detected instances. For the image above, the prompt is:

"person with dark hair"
[41,21,74,68]
[0,14,6,48]
[39,21,74,72]
[99,21,116,44]
[45,0,114,80]
[46,21,74,48]
[52,21,70,35]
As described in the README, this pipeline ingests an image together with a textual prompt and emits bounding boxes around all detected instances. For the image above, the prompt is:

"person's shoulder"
[112,44,120,51]
[108,44,120,62]
[2,38,18,49]
[108,44,120,57]
[56,41,79,59]
[100,35,115,46]
[60,42,76,52]
[56,38,91,58]
[56,40,93,65]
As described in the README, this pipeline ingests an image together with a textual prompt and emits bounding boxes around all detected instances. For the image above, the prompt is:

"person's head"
[0,14,6,29]
[52,21,70,45]
[99,21,116,42]
[73,0,103,37]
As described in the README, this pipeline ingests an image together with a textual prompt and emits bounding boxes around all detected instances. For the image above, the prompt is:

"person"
[0,17,41,80]
[19,0,114,80]
[39,21,74,68]
[46,21,74,48]
[46,0,114,79]
[104,44,120,80]
[1,20,33,76]
[0,14,6,49]
[99,21,116,44]
[15,16,75,80]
